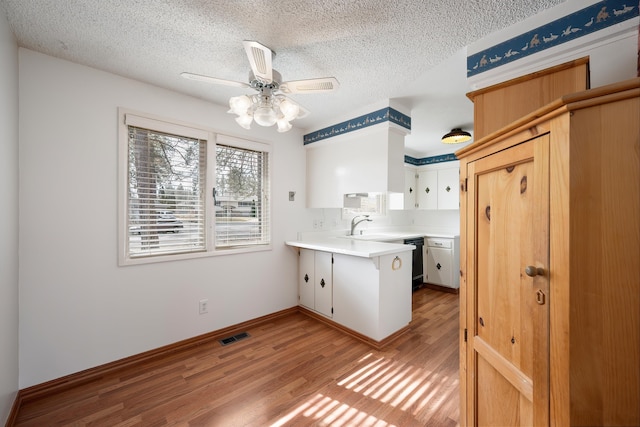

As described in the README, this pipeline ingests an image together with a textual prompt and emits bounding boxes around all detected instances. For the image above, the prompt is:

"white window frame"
[118,108,272,266]
[342,192,387,218]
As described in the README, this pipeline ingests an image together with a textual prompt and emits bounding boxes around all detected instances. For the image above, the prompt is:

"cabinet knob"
[320,278,325,288]
[304,274,309,283]
[525,266,545,277]
[436,263,442,270]
[425,187,430,193]
[445,186,451,192]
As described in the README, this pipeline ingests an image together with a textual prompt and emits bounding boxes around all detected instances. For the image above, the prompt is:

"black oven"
[404,237,424,291]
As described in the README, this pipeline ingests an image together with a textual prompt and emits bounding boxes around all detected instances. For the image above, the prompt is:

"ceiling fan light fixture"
[184,40,338,133]
[441,128,471,144]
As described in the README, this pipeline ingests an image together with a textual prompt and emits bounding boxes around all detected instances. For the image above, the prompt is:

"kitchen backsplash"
[305,206,460,235]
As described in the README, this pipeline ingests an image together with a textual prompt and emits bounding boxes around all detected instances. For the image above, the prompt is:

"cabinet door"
[437,167,459,209]
[417,169,437,209]
[404,167,417,209]
[426,247,452,287]
[314,251,333,318]
[465,135,549,426]
[298,249,315,309]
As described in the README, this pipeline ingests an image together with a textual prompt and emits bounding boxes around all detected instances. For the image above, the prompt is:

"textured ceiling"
[0,0,566,156]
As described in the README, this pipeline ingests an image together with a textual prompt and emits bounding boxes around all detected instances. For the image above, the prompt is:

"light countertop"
[285,237,415,258]
[287,229,459,258]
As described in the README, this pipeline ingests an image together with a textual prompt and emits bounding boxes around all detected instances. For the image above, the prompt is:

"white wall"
[18,49,310,388]
[0,9,19,423]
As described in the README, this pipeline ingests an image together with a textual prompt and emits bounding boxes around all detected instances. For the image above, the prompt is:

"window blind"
[215,143,270,247]
[127,125,206,258]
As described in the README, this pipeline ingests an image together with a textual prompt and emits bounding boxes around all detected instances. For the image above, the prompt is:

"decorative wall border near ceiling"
[467,0,639,77]
[303,107,411,145]
[405,153,457,166]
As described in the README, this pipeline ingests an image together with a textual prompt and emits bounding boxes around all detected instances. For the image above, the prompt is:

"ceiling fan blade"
[180,72,250,89]
[279,77,340,94]
[242,40,273,84]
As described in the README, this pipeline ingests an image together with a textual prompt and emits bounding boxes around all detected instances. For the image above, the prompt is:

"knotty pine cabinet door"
[464,134,550,426]
[459,77,639,426]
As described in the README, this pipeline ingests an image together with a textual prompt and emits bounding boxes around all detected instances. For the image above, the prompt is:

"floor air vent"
[219,332,250,346]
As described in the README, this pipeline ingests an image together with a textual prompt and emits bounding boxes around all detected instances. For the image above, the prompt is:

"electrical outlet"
[199,299,208,315]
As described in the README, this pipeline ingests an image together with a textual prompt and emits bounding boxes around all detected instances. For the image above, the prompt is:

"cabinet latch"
[464,328,467,342]
[460,178,467,193]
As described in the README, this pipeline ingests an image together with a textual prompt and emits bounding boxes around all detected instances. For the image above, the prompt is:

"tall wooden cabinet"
[467,57,589,140]
[457,78,640,426]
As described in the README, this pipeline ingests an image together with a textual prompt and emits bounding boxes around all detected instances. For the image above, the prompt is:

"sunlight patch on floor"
[271,393,395,427]
[271,353,457,425]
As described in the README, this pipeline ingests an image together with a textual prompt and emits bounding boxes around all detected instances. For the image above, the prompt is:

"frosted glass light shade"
[235,114,253,129]
[229,95,252,115]
[277,119,292,133]
[279,99,300,121]
[253,106,278,126]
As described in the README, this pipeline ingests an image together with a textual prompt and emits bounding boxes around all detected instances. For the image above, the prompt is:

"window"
[119,110,271,265]
[214,142,270,248]
[342,192,387,218]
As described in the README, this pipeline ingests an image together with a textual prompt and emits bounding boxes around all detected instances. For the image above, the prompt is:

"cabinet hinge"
[464,328,468,342]
[331,307,334,314]
[461,178,468,193]
[331,256,334,264]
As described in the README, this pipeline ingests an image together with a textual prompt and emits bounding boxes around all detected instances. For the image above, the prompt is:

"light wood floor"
[13,288,460,426]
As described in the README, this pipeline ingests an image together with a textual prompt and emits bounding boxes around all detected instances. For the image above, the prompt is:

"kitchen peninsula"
[286,237,414,348]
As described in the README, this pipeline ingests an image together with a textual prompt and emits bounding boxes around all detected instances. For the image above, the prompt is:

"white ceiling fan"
[181,40,340,132]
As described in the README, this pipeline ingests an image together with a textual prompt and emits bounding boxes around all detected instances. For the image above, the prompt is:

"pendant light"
[441,128,471,144]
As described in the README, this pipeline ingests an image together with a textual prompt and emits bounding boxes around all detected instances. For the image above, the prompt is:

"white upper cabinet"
[436,167,459,210]
[306,126,407,208]
[403,166,418,209]
[417,169,438,210]
[408,161,460,210]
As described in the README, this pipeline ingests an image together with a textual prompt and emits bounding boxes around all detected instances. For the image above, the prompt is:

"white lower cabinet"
[424,236,460,289]
[332,251,412,342]
[298,249,333,318]
[297,248,413,342]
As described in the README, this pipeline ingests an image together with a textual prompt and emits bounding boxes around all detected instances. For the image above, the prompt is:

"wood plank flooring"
[13,288,460,426]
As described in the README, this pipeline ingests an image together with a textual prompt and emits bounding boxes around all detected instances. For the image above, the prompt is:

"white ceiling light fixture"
[182,40,339,132]
[226,76,306,132]
[441,128,472,144]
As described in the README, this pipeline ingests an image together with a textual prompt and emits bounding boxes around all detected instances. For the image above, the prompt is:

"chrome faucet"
[350,215,372,235]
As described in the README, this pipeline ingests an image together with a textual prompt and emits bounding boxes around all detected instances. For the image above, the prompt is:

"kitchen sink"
[339,233,406,242]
